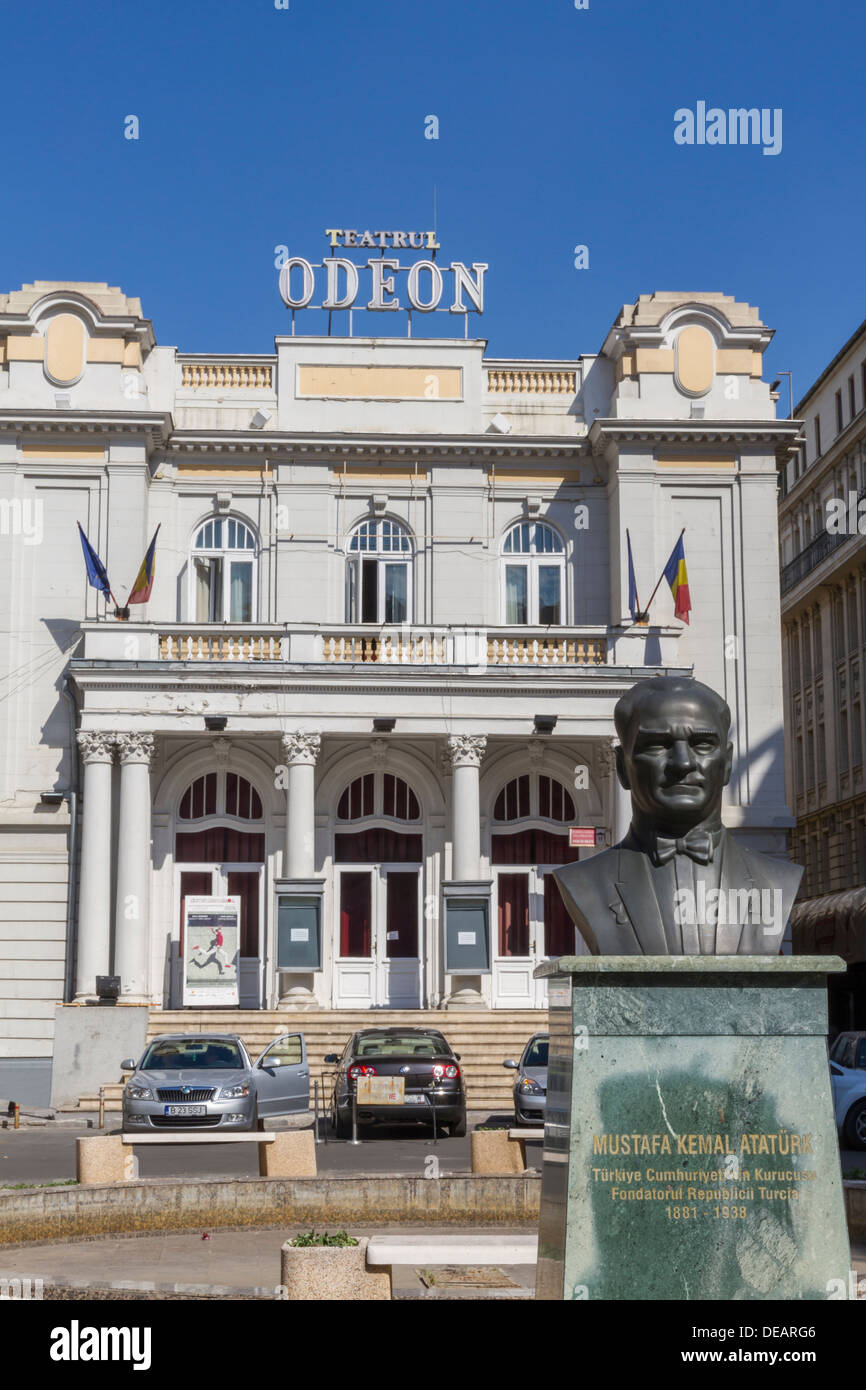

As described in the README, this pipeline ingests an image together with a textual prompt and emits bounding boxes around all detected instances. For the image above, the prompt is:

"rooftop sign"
[276,228,487,326]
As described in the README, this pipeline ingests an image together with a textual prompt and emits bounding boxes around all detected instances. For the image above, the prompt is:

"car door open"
[253,1033,310,1118]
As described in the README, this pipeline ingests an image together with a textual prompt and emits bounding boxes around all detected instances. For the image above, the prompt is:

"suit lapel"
[614,849,669,955]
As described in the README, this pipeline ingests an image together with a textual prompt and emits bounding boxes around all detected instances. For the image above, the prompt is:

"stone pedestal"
[259,1130,317,1178]
[535,956,851,1301]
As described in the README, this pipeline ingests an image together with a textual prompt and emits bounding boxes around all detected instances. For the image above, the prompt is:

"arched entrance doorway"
[333,772,423,1008]
[490,772,586,1007]
[174,770,265,1007]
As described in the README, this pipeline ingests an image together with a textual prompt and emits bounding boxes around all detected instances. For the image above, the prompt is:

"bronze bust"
[554,676,803,955]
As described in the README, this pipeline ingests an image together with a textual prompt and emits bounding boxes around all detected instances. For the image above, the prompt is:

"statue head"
[613,676,733,837]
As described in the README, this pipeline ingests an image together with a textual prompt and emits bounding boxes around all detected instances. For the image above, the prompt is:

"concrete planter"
[470,1129,526,1175]
[280,1238,390,1301]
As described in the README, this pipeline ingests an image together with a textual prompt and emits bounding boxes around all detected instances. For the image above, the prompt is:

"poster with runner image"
[183,896,240,1005]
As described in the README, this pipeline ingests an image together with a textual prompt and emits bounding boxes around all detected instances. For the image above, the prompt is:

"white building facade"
[0,281,798,1093]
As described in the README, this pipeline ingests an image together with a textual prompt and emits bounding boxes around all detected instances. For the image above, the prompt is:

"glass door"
[334,866,421,1008]
[493,866,583,1007]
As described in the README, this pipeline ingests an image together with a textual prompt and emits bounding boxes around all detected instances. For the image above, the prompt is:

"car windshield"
[140,1040,244,1070]
[524,1038,549,1068]
[354,1033,448,1058]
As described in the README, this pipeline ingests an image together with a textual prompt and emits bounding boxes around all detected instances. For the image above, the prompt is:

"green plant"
[0,1179,78,1190]
[289,1230,359,1247]
[843,1167,866,1180]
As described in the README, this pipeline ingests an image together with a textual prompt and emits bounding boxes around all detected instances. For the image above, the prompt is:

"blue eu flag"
[77,523,111,599]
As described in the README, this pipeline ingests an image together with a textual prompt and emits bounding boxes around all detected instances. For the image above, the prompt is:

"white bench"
[120,1132,276,1144]
[366,1233,538,1267]
[508,1128,544,1140]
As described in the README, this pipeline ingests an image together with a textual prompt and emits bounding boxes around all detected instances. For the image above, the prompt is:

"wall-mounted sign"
[569,827,603,848]
[277,228,487,319]
[183,896,240,1006]
[276,889,323,972]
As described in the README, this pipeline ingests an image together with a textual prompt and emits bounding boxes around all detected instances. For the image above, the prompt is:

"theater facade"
[0,280,799,1084]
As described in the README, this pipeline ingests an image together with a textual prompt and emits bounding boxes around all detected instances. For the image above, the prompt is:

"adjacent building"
[0,279,798,1099]
[779,315,866,1027]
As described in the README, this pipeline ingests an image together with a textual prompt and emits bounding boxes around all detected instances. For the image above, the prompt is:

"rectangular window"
[806,729,815,790]
[229,561,253,622]
[361,558,378,623]
[840,708,849,772]
[544,874,574,958]
[505,565,528,624]
[385,871,418,959]
[194,556,222,622]
[817,722,827,782]
[836,390,843,434]
[339,872,372,957]
[538,567,561,625]
[497,873,530,957]
[814,416,822,458]
[848,590,859,650]
[850,374,856,419]
[384,563,407,623]
[346,560,357,622]
[853,702,863,769]
[862,362,866,414]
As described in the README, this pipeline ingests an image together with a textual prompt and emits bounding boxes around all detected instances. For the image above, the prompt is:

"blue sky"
[1,0,864,403]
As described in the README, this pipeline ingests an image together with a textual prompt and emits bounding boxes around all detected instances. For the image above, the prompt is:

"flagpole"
[642,527,686,618]
[626,529,643,615]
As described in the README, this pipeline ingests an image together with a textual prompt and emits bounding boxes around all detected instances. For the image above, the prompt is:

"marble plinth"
[534,956,851,1301]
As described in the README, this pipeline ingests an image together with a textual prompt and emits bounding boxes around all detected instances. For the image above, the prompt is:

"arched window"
[337,773,420,823]
[493,773,575,826]
[501,521,565,625]
[179,772,263,822]
[191,516,257,623]
[346,518,412,624]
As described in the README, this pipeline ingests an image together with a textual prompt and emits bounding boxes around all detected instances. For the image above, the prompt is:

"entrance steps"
[66,1008,549,1115]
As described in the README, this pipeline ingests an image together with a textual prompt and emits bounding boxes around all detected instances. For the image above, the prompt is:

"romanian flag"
[663,533,691,624]
[128,526,160,605]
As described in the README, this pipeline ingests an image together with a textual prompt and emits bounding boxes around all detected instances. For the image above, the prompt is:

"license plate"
[165,1105,206,1117]
[405,1094,428,1105]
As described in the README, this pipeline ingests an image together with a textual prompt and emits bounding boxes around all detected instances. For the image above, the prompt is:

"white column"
[75,732,115,1000]
[281,732,321,878]
[448,734,486,880]
[114,733,155,1003]
[444,734,488,1011]
[278,732,322,1010]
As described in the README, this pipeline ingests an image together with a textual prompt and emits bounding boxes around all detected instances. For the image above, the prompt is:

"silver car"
[504,1032,549,1126]
[121,1032,310,1132]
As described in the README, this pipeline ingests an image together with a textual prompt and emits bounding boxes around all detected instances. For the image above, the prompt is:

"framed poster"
[183,895,240,1006]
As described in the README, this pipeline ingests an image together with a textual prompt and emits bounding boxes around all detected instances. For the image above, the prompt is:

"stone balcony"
[79,622,681,670]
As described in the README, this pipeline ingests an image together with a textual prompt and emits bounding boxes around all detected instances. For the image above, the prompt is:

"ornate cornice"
[588,418,801,457]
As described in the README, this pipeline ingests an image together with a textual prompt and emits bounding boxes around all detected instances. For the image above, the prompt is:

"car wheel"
[449,1112,467,1138]
[845,1099,866,1150]
[333,1103,352,1139]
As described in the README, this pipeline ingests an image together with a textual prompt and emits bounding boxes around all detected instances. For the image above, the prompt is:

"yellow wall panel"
[298,365,462,399]
[45,315,86,384]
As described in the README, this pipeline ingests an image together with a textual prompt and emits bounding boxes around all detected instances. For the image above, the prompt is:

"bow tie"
[652,830,715,867]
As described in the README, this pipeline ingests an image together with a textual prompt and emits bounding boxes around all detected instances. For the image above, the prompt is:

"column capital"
[77,731,115,764]
[447,734,487,768]
[115,732,156,766]
[595,740,616,778]
[281,731,322,766]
